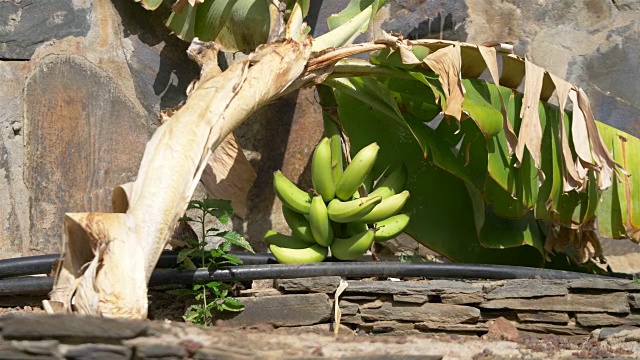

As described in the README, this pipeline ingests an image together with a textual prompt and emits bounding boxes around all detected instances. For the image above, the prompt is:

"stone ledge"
[276,276,342,293]
[0,276,638,358]
[481,293,630,313]
[231,277,640,336]
[217,293,332,327]
[1,314,148,343]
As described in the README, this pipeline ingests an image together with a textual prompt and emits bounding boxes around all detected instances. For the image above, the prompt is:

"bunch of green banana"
[267,138,412,264]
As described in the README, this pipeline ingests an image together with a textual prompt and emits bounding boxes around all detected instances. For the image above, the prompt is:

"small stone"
[340,313,364,325]
[393,294,430,304]
[481,293,630,313]
[629,294,640,309]
[239,288,282,297]
[514,323,590,335]
[0,343,53,359]
[415,322,489,333]
[345,280,482,296]
[481,281,506,293]
[576,313,640,327]
[2,314,148,342]
[251,279,275,290]
[217,293,331,327]
[358,321,415,334]
[336,300,359,316]
[276,277,342,293]
[360,302,480,324]
[360,300,384,309]
[340,295,379,301]
[10,340,59,356]
[61,344,132,360]
[516,312,570,324]
[483,317,519,341]
[569,278,640,291]
[440,293,485,304]
[486,280,568,299]
[597,326,640,341]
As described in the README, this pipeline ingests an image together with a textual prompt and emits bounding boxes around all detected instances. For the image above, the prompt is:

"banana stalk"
[46,38,313,318]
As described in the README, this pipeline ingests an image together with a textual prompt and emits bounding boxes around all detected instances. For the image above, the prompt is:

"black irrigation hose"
[0,251,277,279]
[0,261,620,297]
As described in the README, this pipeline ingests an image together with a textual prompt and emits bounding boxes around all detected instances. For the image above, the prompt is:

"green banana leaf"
[313,0,387,52]
[326,0,386,31]
[166,0,271,53]
[597,122,640,240]
[133,0,387,54]
[322,38,640,267]
[332,87,544,266]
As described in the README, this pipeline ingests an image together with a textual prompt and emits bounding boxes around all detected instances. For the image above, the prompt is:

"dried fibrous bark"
[45,38,313,318]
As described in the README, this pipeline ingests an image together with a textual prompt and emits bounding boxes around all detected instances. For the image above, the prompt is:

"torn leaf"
[515,57,544,178]
[478,45,517,154]
[200,133,257,219]
[423,44,465,121]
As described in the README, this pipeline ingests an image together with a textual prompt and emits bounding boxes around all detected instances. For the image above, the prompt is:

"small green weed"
[172,199,254,326]
[398,247,428,263]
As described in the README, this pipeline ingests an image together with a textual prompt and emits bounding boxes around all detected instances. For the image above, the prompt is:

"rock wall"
[1,0,195,257]
[1,277,640,358]
[225,276,640,337]
[2,0,640,257]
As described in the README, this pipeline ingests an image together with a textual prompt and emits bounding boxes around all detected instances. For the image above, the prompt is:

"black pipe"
[0,261,617,297]
[0,252,276,279]
[148,262,609,286]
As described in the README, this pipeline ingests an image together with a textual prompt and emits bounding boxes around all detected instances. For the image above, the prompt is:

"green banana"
[264,230,328,264]
[311,138,335,202]
[373,214,410,242]
[327,196,382,223]
[355,190,410,223]
[369,164,408,199]
[273,170,312,214]
[335,142,380,200]
[308,195,334,247]
[329,134,344,188]
[345,221,369,237]
[282,206,316,244]
[330,229,375,260]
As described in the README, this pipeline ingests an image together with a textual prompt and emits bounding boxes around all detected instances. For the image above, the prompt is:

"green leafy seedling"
[172,199,254,326]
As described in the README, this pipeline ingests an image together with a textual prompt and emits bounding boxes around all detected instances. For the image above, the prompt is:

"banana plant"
[45,0,640,319]
[320,39,640,269]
